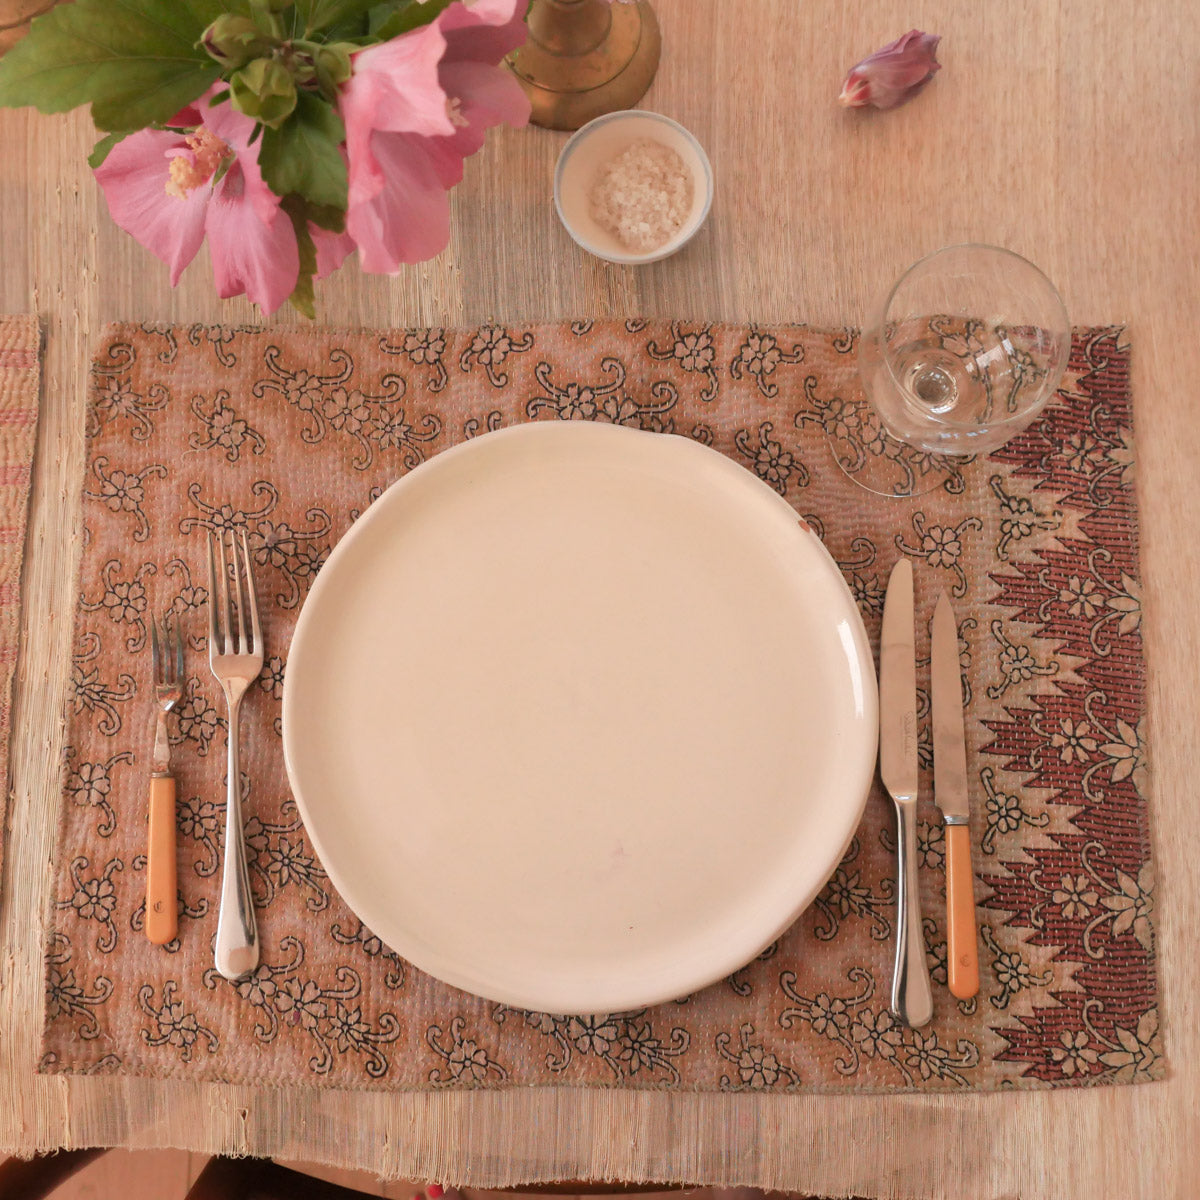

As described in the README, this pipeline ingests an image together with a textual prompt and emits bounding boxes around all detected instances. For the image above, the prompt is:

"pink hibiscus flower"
[339,0,531,273]
[94,90,352,314]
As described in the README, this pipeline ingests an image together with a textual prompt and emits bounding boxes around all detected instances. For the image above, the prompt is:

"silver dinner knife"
[931,589,980,999]
[879,558,933,1027]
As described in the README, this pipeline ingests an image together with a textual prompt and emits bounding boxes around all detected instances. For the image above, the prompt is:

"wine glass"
[831,244,1070,496]
[864,243,1070,449]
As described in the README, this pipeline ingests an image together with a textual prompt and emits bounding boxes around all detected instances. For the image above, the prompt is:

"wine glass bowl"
[859,244,1070,456]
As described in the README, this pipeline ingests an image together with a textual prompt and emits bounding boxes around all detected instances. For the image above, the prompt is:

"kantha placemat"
[41,320,1158,1092]
[0,314,41,891]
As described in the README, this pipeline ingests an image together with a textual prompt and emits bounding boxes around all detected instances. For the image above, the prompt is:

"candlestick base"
[509,0,662,132]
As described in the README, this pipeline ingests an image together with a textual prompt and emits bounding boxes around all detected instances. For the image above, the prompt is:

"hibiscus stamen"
[165,128,232,200]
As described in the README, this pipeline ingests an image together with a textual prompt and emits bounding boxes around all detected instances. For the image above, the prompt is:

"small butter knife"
[879,558,933,1027]
[931,590,979,999]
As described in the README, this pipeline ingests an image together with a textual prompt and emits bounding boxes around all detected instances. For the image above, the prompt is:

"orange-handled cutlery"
[931,590,979,999]
[147,616,183,945]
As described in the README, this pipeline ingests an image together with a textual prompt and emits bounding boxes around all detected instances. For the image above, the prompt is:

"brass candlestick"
[508,0,662,132]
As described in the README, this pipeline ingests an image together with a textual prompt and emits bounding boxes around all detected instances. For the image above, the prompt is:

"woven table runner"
[41,319,1159,1092]
[0,314,41,890]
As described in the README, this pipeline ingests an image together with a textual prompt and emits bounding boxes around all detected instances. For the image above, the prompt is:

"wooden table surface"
[0,3,1197,1197]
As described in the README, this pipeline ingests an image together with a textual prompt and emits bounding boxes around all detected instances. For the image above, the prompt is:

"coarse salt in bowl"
[554,110,714,265]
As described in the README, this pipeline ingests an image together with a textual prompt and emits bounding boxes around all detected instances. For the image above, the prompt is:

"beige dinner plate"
[283,421,877,1014]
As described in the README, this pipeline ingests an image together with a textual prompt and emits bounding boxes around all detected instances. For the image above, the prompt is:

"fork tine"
[229,528,248,656]
[173,613,184,683]
[221,529,237,653]
[216,529,234,656]
[240,529,261,654]
[151,616,162,680]
[206,532,220,652]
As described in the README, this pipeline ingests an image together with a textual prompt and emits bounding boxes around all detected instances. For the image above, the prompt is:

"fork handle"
[146,774,177,945]
[215,695,259,980]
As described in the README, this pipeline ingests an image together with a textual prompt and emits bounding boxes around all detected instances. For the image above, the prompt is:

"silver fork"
[147,616,184,945]
[206,527,263,981]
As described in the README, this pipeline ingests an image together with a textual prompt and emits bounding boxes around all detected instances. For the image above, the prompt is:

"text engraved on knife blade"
[879,559,918,802]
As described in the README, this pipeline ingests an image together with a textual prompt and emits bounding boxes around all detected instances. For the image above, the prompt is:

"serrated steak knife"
[932,590,980,999]
[879,558,933,1027]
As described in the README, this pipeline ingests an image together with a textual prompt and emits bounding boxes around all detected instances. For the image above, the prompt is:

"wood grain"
[1,3,1198,1197]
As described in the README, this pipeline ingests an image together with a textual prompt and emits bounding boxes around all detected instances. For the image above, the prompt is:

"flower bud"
[315,43,354,88]
[838,30,941,110]
[230,57,298,129]
[287,39,354,92]
[200,15,275,69]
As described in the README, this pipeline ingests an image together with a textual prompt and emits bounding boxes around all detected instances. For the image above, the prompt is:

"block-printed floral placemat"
[41,319,1159,1092]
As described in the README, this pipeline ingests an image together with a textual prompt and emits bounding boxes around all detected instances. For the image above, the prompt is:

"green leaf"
[294,0,378,36]
[0,0,243,131]
[246,0,290,39]
[303,200,346,234]
[366,2,402,31]
[370,0,451,40]
[282,194,318,319]
[258,90,348,210]
[87,130,130,169]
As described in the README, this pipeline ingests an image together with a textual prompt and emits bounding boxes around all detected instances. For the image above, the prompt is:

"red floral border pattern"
[982,328,1156,1082]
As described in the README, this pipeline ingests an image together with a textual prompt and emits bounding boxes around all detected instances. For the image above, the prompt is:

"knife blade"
[931,590,980,999]
[878,558,933,1027]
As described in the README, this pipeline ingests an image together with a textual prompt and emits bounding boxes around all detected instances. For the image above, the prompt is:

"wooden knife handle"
[146,774,178,945]
[945,823,979,999]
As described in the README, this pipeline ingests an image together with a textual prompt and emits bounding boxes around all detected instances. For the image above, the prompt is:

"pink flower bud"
[838,30,941,110]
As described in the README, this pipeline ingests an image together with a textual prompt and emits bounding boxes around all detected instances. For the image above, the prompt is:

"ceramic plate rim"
[282,422,878,1013]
